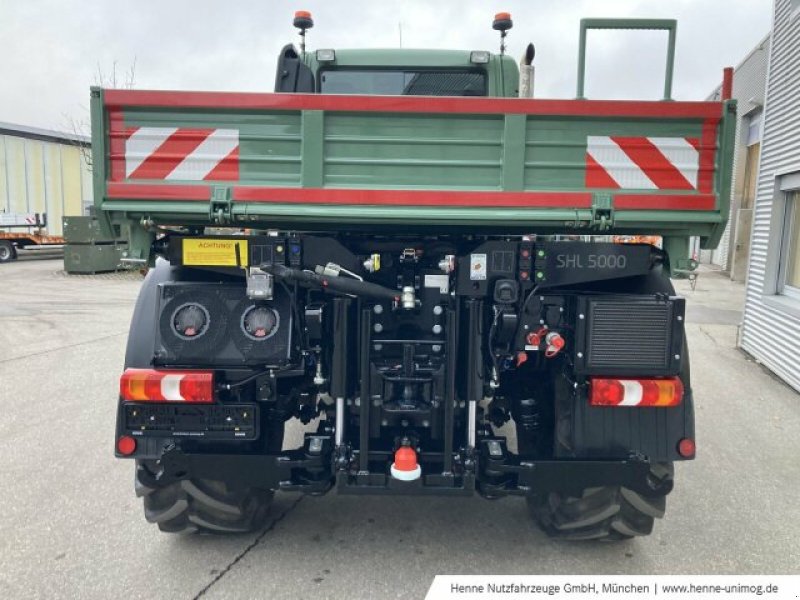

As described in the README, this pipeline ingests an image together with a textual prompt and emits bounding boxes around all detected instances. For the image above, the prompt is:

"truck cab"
[275,46,520,98]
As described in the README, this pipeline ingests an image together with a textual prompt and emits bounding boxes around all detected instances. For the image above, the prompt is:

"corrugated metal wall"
[707,36,770,271]
[741,0,800,393]
[0,133,92,237]
[711,215,732,269]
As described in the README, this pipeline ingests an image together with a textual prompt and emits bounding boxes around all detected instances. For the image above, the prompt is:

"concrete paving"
[0,259,798,599]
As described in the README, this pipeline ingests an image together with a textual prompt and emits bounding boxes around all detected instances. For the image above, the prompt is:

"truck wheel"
[0,241,16,263]
[135,460,274,534]
[527,463,673,541]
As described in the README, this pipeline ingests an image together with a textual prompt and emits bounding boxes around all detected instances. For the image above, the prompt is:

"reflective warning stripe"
[125,127,239,181]
[586,136,700,191]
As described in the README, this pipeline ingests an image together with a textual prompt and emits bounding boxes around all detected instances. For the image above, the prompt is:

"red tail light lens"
[120,369,214,403]
[678,437,696,458]
[589,377,684,407]
[117,435,137,455]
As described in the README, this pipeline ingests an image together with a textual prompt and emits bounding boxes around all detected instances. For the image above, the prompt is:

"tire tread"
[136,461,272,534]
[528,462,672,541]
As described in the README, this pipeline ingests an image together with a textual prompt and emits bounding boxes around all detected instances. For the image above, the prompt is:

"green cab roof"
[319,48,488,68]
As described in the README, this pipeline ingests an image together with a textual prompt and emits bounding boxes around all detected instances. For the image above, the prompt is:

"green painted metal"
[63,216,117,244]
[64,242,127,274]
[522,117,703,190]
[301,111,324,187]
[99,104,731,245]
[89,88,116,241]
[576,19,677,100]
[116,108,711,193]
[93,42,735,263]
[502,114,527,191]
[704,99,737,249]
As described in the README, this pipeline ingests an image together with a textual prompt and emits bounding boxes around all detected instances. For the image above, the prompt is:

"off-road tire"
[135,460,274,534]
[0,241,16,263]
[528,463,673,541]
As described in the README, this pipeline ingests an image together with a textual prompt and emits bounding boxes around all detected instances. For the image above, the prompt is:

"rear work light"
[120,369,214,403]
[589,377,684,407]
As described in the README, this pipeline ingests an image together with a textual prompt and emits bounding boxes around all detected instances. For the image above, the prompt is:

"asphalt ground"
[1,258,799,599]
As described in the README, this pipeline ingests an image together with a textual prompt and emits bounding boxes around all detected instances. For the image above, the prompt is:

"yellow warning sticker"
[182,239,249,267]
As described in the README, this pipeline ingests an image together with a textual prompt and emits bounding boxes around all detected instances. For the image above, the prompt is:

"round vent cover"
[240,305,279,341]
[171,303,210,340]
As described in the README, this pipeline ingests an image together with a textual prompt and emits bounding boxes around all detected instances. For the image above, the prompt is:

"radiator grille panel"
[586,300,673,371]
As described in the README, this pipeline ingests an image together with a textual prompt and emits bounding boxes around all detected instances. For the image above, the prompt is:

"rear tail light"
[120,369,214,403]
[589,377,684,407]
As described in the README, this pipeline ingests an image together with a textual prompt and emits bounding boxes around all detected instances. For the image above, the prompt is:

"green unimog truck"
[102,13,735,539]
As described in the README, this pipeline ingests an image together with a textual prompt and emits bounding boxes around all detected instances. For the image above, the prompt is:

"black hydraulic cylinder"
[330,298,351,400]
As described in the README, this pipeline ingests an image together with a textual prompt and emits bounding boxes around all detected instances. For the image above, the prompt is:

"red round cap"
[677,437,696,458]
[393,447,418,472]
[295,10,312,19]
[495,12,512,20]
[117,435,137,456]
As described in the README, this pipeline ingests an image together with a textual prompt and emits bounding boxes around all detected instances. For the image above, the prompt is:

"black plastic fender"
[554,266,695,462]
[124,259,181,369]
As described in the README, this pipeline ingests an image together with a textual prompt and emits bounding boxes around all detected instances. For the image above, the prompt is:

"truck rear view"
[103,14,735,540]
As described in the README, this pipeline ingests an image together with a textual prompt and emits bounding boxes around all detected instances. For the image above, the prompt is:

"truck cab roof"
[275,44,520,97]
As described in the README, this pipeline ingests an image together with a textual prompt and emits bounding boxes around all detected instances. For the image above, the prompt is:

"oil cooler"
[573,295,685,377]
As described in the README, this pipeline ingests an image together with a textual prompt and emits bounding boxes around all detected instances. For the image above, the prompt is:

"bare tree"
[64,58,137,169]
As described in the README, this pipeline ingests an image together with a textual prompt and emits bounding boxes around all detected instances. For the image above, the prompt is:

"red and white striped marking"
[125,127,239,181]
[586,136,700,190]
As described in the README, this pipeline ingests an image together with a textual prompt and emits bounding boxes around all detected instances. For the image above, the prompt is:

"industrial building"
[704,36,770,281]
[740,0,800,392]
[0,122,92,237]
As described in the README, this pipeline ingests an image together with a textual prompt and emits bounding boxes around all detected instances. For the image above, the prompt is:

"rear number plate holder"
[122,403,257,440]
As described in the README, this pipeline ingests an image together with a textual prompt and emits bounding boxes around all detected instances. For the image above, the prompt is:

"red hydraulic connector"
[526,326,548,348]
[544,331,565,358]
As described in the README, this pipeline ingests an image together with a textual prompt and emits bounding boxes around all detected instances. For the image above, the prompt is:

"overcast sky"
[1,0,773,131]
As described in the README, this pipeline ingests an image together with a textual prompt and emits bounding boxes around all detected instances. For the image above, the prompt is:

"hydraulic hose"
[263,263,400,301]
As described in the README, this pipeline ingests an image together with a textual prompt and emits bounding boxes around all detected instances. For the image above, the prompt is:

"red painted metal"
[106,183,715,211]
[612,137,695,191]
[103,89,724,121]
[107,183,210,201]
[205,146,239,181]
[613,194,716,211]
[128,128,211,180]
[585,154,621,189]
[108,110,132,183]
[107,184,593,208]
[233,187,594,208]
[698,120,718,194]
[721,67,734,101]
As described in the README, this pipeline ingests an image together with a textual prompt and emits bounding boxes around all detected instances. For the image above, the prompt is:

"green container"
[64,243,125,274]
[63,216,118,244]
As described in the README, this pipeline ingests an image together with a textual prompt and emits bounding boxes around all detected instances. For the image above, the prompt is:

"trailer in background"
[0,212,64,262]
[0,122,92,262]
